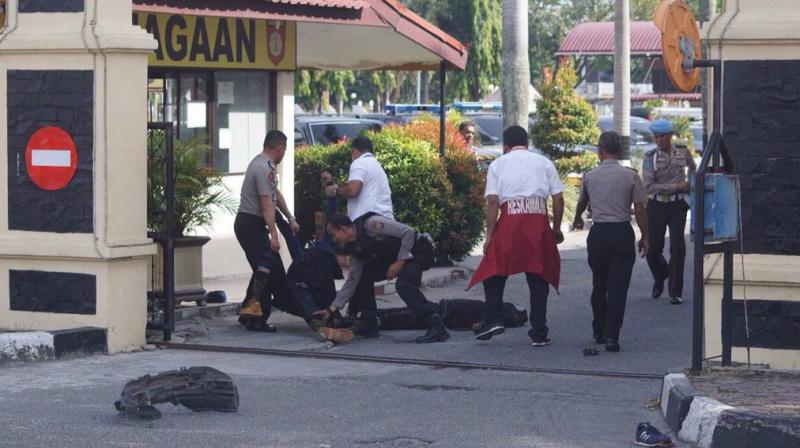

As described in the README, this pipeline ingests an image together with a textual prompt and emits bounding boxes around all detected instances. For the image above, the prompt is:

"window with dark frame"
[147,70,276,175]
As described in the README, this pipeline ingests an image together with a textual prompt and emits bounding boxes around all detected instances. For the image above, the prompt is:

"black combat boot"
[351,311,379,339]
[415,314,450,343]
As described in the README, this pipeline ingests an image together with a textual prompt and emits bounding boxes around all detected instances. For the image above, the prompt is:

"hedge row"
[294,115,485,262]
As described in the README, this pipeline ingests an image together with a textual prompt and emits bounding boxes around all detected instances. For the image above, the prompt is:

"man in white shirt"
[323,136,394,221]
[468,125,564,347]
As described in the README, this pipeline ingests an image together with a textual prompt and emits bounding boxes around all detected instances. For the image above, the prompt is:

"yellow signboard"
[133,12,296,70]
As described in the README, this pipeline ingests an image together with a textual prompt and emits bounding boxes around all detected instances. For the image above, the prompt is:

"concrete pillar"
[0,0,157,352]
[702,0,800,370]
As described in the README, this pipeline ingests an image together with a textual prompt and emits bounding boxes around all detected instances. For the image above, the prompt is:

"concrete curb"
[0,327,105,363]
[660,373,800,448]
[174,302,241,322]
[373,267,472,296]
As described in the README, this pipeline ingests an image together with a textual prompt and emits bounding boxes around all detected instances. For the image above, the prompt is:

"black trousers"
[587,222,636,342]
[482,274,549,340]
[351,259,437,320]
[646,200,688,298]
[233,212,288,320]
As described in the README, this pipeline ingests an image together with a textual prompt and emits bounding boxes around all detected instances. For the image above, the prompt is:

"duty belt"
[649,193,686,203]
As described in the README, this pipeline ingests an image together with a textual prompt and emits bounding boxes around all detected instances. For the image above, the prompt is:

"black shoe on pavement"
[246,319,277,333]
[670,296,683,305]
[530,338,551,347]
[474,321,505,341]
[652,280,665,299]
[415,314,450,343]
[352,311,379,339]
[528,329,550,346]
[605,338,620,352]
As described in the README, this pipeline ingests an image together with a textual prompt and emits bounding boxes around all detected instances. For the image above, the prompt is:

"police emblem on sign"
[267,21,286,65]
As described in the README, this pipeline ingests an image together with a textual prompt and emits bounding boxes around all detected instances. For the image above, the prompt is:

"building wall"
[0,0,157,352]
[703,0,800,370]
[199,71,295,281]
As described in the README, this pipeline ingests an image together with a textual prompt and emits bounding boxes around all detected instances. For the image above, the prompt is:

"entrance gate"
[146,122,176,341]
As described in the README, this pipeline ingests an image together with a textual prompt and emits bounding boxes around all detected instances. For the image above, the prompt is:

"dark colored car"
[350,113,407,126]
[295,116,383,147]
[462,112,538,146]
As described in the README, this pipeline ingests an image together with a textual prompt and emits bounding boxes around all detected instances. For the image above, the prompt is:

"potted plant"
[147,135,237,304]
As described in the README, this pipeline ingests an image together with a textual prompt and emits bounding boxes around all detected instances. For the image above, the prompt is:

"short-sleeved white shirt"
[347,153,394,220]
[485,147,564,204]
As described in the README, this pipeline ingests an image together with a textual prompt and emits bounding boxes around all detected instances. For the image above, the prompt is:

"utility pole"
[613,0,631,162]
[501,0,530,130]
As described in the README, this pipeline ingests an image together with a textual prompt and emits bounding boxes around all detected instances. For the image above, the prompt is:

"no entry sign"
[25,126,78,191]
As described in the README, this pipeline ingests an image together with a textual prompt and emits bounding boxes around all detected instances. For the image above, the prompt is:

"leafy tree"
[530,59,599,158]
[295,70,355,112]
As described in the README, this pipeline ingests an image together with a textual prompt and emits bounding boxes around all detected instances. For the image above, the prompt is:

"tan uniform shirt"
[580,159,646,223]
[238,153,277,217]
[332,215,416,309]
[641,145,696,196]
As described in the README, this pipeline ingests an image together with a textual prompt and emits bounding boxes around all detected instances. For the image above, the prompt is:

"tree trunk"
[501,0,530,130]
[613,0,631,160]
[421,71,430,104]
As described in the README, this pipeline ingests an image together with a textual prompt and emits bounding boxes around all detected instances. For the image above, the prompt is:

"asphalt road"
[0,229,694,448]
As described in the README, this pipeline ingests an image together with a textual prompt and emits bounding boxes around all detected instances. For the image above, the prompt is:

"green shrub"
[147,135,236,236]
[293,141,351,245]
[294,115,485,262]
[531,59,600,159]
[553,151,599,178]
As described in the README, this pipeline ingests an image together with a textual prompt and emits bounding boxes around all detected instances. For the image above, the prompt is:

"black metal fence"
[146,122,176,341]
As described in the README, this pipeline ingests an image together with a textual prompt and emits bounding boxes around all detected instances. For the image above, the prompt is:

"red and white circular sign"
[24,126,78,191]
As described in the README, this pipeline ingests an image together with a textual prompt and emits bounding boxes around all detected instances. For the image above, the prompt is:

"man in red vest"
[468,125,564,347]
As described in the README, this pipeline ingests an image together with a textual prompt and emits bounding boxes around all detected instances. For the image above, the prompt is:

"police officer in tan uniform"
[641,119,696,305]
[573,131,649,352]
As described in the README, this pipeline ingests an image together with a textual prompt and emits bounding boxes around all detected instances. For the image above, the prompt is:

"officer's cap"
[650,119,674,134]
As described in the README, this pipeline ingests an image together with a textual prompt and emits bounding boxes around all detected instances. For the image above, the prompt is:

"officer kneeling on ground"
[314,213,450,343]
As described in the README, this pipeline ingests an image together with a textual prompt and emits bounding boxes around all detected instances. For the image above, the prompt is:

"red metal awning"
[132,0,467,70]
[556,21,662,56]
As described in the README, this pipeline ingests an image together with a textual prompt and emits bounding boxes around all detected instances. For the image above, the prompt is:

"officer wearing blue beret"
[641,119,696,305]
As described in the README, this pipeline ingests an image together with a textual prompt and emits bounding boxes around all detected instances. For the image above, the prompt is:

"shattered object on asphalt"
[114,366,239,420]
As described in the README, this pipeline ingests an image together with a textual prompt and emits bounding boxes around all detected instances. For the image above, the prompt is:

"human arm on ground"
[331,257,363,310]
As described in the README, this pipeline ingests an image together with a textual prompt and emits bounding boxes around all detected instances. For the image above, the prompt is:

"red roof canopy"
[556,21,662,56]
[132,0,467,70]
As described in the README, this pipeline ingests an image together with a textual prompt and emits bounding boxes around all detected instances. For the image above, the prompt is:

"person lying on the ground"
[239,188,353,343]
[377,299,528,332]
[314,212,449,344]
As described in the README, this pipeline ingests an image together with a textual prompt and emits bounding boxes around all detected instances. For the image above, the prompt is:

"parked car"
[597,116,655,148]
[295,116,382,147]
[349,113,406,126]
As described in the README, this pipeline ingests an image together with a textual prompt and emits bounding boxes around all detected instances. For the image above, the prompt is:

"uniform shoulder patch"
[642,158,653,170]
